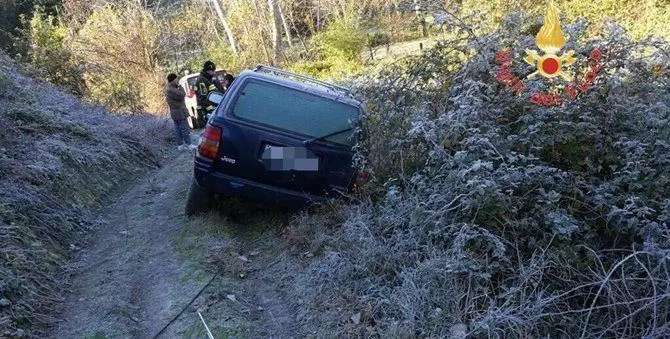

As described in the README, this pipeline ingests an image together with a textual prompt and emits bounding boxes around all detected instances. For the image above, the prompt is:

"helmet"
[203,60,216,72]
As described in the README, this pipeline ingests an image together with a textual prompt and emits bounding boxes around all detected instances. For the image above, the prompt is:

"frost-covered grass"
[287,13,670,338]
[0,52,169,337]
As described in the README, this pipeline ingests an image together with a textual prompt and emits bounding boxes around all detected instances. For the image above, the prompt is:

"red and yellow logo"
[524,1,576,81]
[494,1,605,106]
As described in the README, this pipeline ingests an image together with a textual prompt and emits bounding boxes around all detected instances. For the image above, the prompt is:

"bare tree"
[211,0,238,55]
[278,1,293,49]
[268,0,283,65]
[252,0,272,64]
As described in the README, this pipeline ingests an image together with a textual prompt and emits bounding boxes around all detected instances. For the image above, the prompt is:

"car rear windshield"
[229,79,360,147]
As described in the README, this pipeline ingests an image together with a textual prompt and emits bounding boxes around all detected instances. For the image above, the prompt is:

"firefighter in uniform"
[194,60,224,126]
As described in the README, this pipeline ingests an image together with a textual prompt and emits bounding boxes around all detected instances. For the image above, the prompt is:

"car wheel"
[187,116,197,129]
[185,178,214,216]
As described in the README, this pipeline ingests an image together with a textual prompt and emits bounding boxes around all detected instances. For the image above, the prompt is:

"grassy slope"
[0,52,170,337]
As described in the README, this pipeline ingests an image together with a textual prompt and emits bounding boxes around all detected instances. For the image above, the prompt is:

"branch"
[580,251,652,338]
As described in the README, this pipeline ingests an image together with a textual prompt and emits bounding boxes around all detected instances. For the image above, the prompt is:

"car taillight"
[198,124,222,159]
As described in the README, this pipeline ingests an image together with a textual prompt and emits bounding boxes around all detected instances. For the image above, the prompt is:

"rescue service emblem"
[494,1,605,107]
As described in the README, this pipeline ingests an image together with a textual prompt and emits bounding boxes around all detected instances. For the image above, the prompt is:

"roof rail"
[252,64,354,97]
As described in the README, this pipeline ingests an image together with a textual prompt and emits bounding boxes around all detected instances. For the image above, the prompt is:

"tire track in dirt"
[50,145,304,338]
[51,148,203,338]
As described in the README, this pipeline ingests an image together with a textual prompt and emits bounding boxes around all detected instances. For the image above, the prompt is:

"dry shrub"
[205,244,247,279]
[283,202,349,254]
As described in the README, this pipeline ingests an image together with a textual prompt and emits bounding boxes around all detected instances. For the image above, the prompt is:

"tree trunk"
[211,0,238,55]
[277,2,293,49]
[252,0,272,65]
[268,0,283,65]
[316,0,321,33]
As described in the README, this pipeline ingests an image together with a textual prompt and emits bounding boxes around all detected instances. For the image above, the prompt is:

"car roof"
[234,70,363,108]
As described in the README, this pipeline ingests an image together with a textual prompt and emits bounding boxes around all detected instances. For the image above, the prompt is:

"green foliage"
[84,73,143,113]
[180,42,237,79]
[289,60,333,78]
[0,0,60,52]
[203,41,236,72]
[314,19,367,61]
[25,8,65,52]
[74,3,162,112]
[366,30,392,48]
[291,17,366,80]
[20,7,86,95]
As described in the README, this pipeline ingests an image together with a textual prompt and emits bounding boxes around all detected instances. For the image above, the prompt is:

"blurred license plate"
[261,145,319,171]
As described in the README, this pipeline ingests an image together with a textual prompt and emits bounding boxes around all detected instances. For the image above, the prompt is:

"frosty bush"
[290,12,670,337]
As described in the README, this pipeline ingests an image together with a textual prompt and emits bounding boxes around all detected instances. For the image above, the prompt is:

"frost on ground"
[0,51,168,337]
[52,148,308,338]
[50,150,201,338]
[285,13,670,338]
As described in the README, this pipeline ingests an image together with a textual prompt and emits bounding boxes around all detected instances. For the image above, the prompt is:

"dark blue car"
[185,65,369,215]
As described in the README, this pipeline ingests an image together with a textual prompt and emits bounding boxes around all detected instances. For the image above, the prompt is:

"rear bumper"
[193,164,326,209]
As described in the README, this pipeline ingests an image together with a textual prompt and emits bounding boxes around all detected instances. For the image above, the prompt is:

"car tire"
[187,116,197,129]
[185,178,214,216]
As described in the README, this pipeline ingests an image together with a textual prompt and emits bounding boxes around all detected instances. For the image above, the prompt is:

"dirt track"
[51,145,302,338]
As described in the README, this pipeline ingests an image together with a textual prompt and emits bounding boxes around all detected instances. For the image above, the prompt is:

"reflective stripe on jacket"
[194,73,222,112]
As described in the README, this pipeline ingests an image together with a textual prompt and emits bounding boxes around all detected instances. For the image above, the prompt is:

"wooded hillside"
[1,0,668,113]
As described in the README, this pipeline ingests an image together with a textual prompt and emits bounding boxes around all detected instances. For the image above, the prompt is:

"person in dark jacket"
[165,73,196,150]
[194,60,224,123]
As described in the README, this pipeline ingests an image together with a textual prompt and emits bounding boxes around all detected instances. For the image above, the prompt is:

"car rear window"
[229,79,360,146]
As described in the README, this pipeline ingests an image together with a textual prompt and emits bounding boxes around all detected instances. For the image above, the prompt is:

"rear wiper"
[303,127,354,146]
